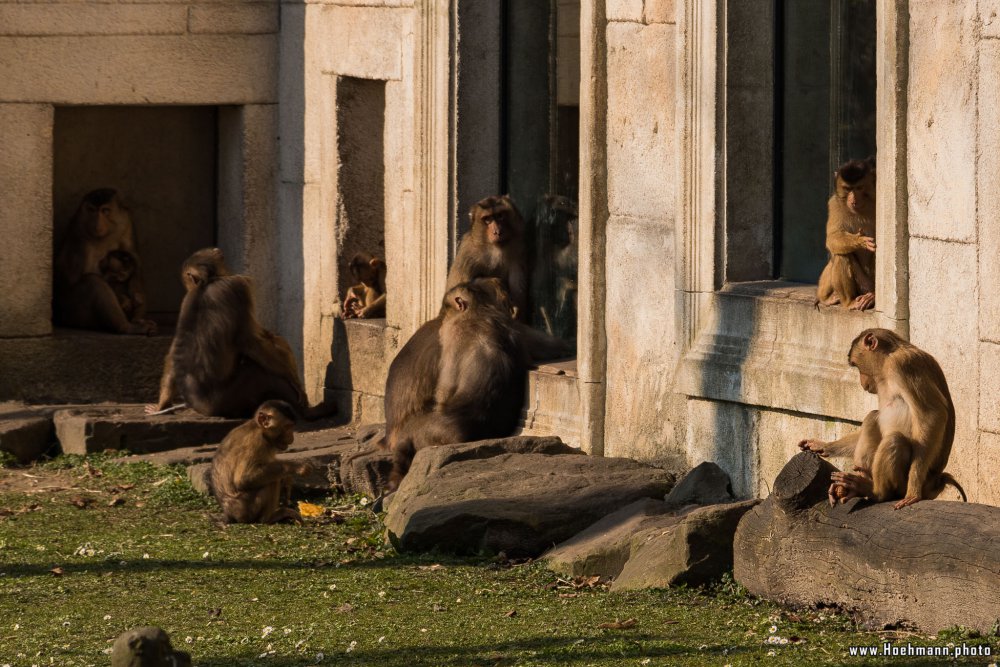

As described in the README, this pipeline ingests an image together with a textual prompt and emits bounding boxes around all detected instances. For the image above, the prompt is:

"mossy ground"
[0,455,995,666]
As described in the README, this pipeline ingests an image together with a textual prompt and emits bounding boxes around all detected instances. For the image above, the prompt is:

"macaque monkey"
[54,189,156,335]
[100,249,144,321]
[147,248,334,420]
[799,328,967,509]
[384,278,527,487]
[816,159,876,311]
[342,252,387,319]
[210,401,313,524]
[111,626,191,667]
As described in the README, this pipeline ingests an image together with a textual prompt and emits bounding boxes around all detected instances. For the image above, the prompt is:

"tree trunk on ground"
[734,452,1000,633]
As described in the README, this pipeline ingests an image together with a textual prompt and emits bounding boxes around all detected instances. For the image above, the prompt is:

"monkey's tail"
[941,472,968,502]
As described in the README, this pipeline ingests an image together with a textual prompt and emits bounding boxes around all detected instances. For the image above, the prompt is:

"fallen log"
[734,452,1000,632]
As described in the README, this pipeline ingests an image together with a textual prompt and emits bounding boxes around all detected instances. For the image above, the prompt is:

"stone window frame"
[673,0,909,422]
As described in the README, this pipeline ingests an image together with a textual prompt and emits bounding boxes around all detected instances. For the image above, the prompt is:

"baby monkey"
[342,252,387,319]
[99,249,144,321]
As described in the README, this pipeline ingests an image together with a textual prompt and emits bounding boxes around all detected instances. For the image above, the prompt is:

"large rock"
[543,498,677,578]
[53,406,243,455]
[0,405,55,463]
[611,500,759,591]
[385,437,675,557]
[663,461,735,508]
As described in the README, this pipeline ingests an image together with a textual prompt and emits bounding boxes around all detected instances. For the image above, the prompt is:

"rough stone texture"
[979,42,1000,344]
[604,217,682,461]
[643,0,675,24]
[327,319,394,424]
[543,498,675,578]
[0,410,55,464]
[664,461,734,507]
[519,366,582,449]
[0,5,187,36]
[0,103,52,337]
[983,0,1000,37]
[0,35,278,104]
[909,238,980,501]
[53,406,243,456]
[979,432,1000,505]
[385,437,675,557]
[607,0,643,23]
[316,5,404,80]
[735,453,1000,633]
[0,332,170,403]
[606,22,675,220]
[907,0,977,242]
[979,343,1000,435]
[188,4,279,35]
[612,500,758,591]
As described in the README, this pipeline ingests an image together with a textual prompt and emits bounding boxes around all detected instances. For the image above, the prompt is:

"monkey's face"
[848,342,880,395]
[472,196,524,246]
[256,407,295,449]
[181,248,228,290]
[481,210,510,244]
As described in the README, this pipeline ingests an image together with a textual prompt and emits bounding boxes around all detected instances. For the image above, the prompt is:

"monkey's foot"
[798,439,827,456]
[830,469,873,505]
[849,292,875,311]
[893,495,922,510]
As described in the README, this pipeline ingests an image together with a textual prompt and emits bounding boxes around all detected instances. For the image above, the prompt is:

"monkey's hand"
[798,439,828,456]
[860,236,876,252]
[893,495,922,510]
[342,296,361,319]
[849,292,875,311]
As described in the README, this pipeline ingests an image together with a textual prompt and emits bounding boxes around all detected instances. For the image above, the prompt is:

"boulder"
[339,446,394,498]
[385,436,675,557]
[664,461,735,508]
[543,498,676,578]
[611,499,759,590]
[0,415,54,463]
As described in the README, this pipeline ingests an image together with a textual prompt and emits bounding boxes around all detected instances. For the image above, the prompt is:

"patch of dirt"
[0,467,86,495]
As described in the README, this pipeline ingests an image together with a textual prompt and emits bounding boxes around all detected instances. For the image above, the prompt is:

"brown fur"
[99,249,143,321]
[816,159,877,311]
[54,189,156,335]
[147,248,334,420]
[342,252,387,319]
[210,401,310,524]
[383,278,527,488]
[799,328,967,509]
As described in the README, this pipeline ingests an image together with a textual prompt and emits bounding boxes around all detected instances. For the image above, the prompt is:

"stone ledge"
[54,406,242,455]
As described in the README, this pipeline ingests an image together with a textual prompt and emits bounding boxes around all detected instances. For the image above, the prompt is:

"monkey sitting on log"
[342,252,387,319]
[383,278,527,488]
[54,188,157,335]
[799,328,966,509]
[447,194,572,360]
[146,248,334,420]
[816,159,877,311]
[210,400,313,524]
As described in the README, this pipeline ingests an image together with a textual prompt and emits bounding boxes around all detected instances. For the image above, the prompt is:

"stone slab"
[0,412,55,463]
[663,461,735,508]
[611,500,759,591]
[54,406,243,455]
[386,437,675,557]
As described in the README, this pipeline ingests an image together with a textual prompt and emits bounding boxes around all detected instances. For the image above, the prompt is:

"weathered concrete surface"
[543,498,675,579]
[0,331,170,404]
[611,500,758,591]
[385,437,675,557]
[54,406,243,455]
[0,403,56,463]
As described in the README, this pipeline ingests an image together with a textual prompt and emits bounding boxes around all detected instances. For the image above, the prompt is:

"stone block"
[0,330,170,403]
[907,0,977,242]
[979,431,1000,507]
[0,35,278,104]
[328,319,392,397]
[979,342,1000,434]
[520,367,582,448]
[0,104,52,337]
[188,4,279,34]
[664,461,734,507]
[604,216,682,460]
[643,0,675,24]
[607,0,643,22]
[978,42,1000,341]
[611,500,759,590]
[0,5,186,36]
[606,22,675,220]
[385,437,674,557]
[543,498,675,578]
[316,5,404,80]
[983,0,1000,37]
[0,415,55,464]
[53,406,243,456]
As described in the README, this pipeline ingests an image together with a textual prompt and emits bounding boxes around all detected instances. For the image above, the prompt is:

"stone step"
[0,402,57,463]
[0,328,171,404]
[53,405,243,455]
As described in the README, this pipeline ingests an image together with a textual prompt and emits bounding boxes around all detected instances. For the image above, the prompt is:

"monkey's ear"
[863,332,878,351]
[454,296,468,312]
[369,257,384,269]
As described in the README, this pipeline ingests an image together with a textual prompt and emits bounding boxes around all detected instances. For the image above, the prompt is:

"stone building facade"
[0,0,997,505]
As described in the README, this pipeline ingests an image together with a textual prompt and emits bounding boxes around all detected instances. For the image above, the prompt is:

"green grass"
[0,456,996,666]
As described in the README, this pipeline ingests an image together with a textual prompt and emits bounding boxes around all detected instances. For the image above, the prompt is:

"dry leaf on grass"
[598,618,637,630]
[49,567,64,577]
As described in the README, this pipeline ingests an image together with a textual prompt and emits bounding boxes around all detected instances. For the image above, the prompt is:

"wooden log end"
[773,452,839,514]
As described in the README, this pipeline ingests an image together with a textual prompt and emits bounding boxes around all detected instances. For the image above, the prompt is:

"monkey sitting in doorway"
[342,252,387,319]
